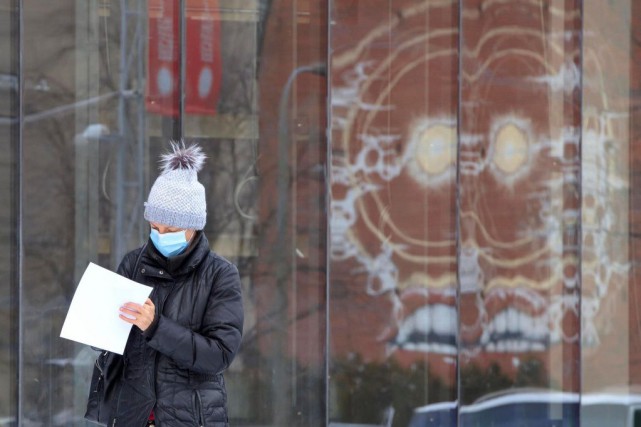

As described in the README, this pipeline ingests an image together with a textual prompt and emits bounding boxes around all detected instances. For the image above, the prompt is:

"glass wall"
[4,0,641,426]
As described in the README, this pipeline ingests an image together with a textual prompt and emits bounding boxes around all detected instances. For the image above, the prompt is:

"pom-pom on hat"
[144,141,207,230]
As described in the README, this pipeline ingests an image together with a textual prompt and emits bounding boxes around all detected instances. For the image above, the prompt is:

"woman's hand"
[119,298,155,331]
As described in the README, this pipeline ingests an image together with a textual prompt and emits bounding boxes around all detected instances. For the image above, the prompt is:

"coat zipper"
[94,351,107,421]
[110,356,128,427]
[146,281,175,427]
[193,390,205,427]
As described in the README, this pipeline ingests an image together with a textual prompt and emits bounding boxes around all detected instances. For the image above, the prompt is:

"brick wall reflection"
[328,0,641,402]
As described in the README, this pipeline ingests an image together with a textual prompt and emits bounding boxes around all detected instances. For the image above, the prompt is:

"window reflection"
[6,0,641,425]
[459,0,582,423]
[581,0,639,413]
[19,0,327,424]
[330,1,458,426]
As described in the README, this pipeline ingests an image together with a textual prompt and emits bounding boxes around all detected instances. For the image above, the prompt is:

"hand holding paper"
[119,298,156,332]
[60,262,153,354]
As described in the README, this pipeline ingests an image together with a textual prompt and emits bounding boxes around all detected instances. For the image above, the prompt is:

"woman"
[113,142,243,426]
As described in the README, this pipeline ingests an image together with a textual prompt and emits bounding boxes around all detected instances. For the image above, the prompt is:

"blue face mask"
[150,228,189,258]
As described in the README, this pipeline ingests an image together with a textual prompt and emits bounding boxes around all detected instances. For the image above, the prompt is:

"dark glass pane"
[0,0,18,424]
[20,0,327,425]
[21,1,154,424]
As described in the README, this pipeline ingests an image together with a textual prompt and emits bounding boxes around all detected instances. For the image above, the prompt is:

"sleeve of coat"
[144,263,244,374]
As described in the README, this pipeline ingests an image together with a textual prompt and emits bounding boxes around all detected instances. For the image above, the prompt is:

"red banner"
[146,0,222,117]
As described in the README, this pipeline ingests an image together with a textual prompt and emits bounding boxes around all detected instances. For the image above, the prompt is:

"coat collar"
[144,231,210,277]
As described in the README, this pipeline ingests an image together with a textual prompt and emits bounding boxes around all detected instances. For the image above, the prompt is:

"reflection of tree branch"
[218,18,258,115]
[241,301,324,348]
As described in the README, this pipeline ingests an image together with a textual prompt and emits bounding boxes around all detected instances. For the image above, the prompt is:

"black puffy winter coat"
[109,232,243,427]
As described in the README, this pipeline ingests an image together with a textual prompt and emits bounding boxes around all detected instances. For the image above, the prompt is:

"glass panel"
[0,0,18,424]
[459,1,581,426]
[147,0,182,140]
[182,2,261,425]
[183,1,328,426]
[329,2,459,426]
[581,1,641,426]
[21,1,154,424]
[19,0,327,425]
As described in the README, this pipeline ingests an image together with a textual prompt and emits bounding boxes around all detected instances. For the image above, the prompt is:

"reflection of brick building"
[3,0,641,425]
[259,0,641,404]
[329,2,459,394]
[251,1,329,424]
[630,0,641,390]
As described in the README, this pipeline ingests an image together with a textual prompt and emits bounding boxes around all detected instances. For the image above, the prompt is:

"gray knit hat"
[144,142,207,230]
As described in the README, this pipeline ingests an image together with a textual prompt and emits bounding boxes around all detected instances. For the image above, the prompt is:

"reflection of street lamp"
[73,124,109,284]
[276,63,326,240]
[73,123,109,427]
[274,62,327,292]
[272,63,326,426]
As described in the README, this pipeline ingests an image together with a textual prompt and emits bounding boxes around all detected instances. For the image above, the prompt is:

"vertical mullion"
[325,1,332,424]
[178,0,185,139]
[455,0,463,424]
[577,0,584,422]
[16,0,24,424]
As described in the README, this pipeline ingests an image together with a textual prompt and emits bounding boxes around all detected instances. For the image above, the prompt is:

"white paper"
[60,262,152,354]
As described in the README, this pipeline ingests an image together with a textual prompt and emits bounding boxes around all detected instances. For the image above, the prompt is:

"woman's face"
[149,222,196,242]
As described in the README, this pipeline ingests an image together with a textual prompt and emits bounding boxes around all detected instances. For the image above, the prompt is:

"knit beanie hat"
[144,142,207,230]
